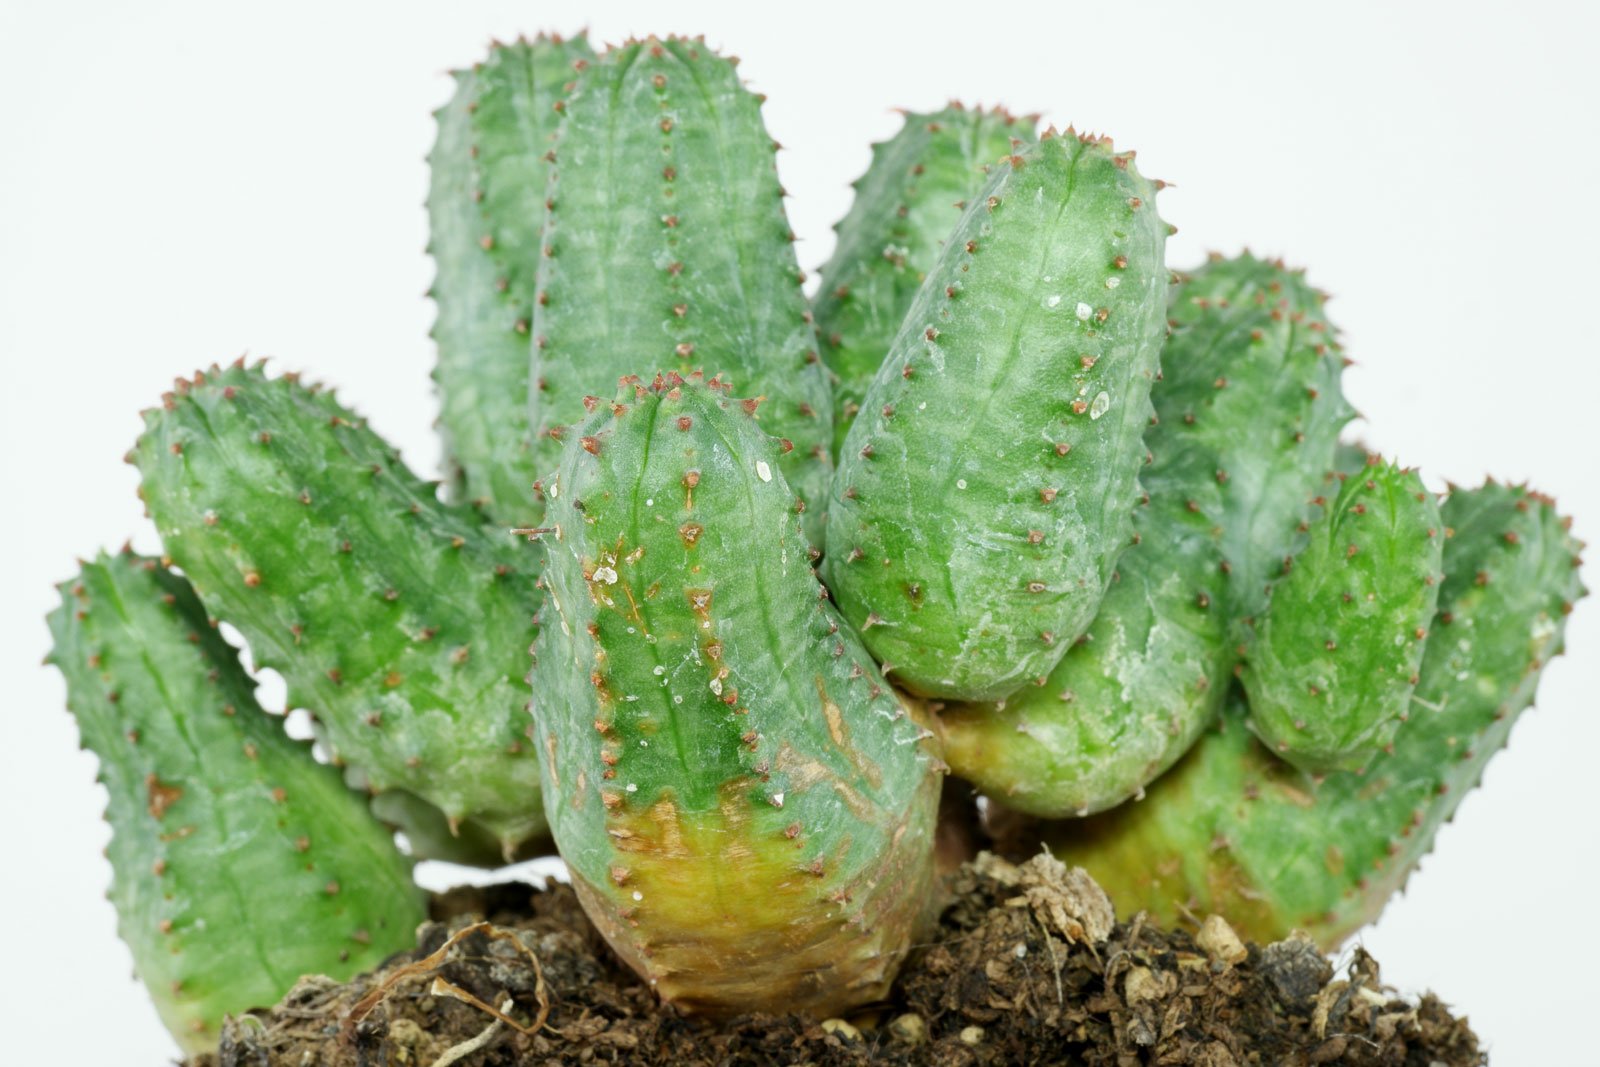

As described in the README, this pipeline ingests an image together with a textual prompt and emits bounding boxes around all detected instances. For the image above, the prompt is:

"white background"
[3,1,1596,1060]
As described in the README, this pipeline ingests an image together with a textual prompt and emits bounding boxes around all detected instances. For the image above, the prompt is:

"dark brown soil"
[192,854,1483,1066]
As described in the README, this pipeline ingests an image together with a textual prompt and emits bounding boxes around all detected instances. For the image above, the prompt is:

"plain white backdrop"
[3,1,1596,1060]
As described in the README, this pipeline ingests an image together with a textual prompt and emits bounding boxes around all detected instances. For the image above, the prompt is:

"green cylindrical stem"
[46,552,424,1054]
[940,256,1353,814]
[825,131,1169,701]
[133,362,545,854]
[532,374,942,1017]
[1046,482,1585,946]
[947,254,1353,812]
[1163,254,1355,624]
[530,36,832,544]
[939,398,1229,817]
[934,254,1363,812]
[429,35,594,524]
[814,105,1035,455]
[1242,457,1443,772]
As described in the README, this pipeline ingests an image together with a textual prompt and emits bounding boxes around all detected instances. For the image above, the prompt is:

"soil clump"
[192,854,1483,1066]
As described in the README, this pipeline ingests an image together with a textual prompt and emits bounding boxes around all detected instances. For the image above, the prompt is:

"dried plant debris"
[192,855,1482,1067]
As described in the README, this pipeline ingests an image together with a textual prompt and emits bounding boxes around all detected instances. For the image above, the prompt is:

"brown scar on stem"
[146,774,183,819]
[814,676,847,748]
[545,733,561,790]
[773,744,883,819]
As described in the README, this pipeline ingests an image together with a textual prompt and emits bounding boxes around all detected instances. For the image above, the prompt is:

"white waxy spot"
[1076,302,1092,321]
[632,890,643,901]
[593,565,618,585]
[549,480,559,499]
[771,792,786,808]
[673,695,683,704]
[645,498,654,507]
[756,460,772,482]
[709,677,723,695]
[1089,391,1111,420]
[626,783,638,792]
[653,665,666,676]
[957,479,968,490]
[626,626,636,634]
[1105,276,1121,289]
[1045,294,1062,308]
[918,402,927,411]
[560,619,571,636]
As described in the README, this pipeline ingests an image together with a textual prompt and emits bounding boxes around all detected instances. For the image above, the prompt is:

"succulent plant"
[47,551,424,1053]
[131,362,547,858]
[47,30,1584,1055]
[528,37,834,546]
[1045,482,1584,945]
[813,104,1035,455]
[1239,455,1444,773]
[532,372,942,1015]
[825,131,1170,701]
[430,33,595,524]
